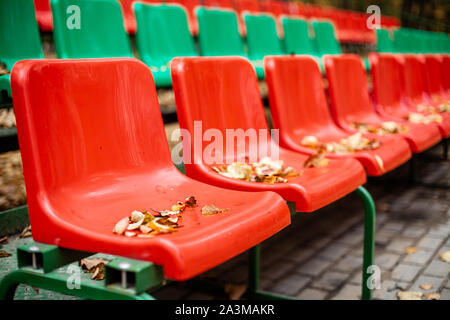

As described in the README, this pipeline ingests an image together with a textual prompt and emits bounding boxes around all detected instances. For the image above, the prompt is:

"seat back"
[393,28,412,53]
[422,55,445,100]
[34,0,53,31]
[264,55,338,141]
[171,57,272,165]
[12,58,173,207]
[281,17,317,56]
[369,53,410,117]
[0,0,43,70]
[203,0,234,9]
[196,7,245,56]
[235,0,260,13]
[244,13,283,61]
[134,3,197,67]
[311,20,342,56]
[166,0,200,35]
[441,56,450,93]
[51,0,132,59]
[401,55,428,106]
[376,29,395,53]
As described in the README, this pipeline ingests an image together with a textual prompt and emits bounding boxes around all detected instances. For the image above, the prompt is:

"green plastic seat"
[281,16,323,71]
[375,28,396,53]
[311,20,342,56]
[196,7,264,78]
[393,28,412,54]
[134,3,197,87]
[244,13,284,77]
[0,0,44,98]
[51,0,132,59]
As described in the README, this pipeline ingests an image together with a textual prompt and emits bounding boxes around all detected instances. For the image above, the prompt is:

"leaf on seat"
[201,205,229,216]
[304,147,329,168]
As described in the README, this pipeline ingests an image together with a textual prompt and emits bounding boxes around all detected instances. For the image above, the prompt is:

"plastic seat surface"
[196,8,264,78]
[134,3,197,88]
[324,54,440,153]
[166,0,200,35]
[376,29,396,53]
[34,0,53,31]
[0,0,43,98]
[282,17,318,56]
[441,56,450,94]
[171,56,366,212]
[264,55,412,176]
[401,55,450,138]
[369,53,442,144]
[51,0,132,59]
[311,20,342,56]
[423,55,449,102]
[244,13,284,62]
[11,58,290,280]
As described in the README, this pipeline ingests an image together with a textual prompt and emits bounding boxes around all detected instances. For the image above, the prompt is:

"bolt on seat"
[11,58,291,281]
[264,55,412,176]
[171,56,366,212]
[325,54,441,154]
[369,53,443,149]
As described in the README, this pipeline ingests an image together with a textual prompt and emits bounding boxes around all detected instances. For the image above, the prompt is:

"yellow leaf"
[439,251,450,263]
[397,291,422,300]
[423,293,440,300]
[419,284,433,290]
[405,247,418,254]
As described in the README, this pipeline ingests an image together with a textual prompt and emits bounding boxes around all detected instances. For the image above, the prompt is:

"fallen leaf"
[202,205,229,215]
[423,292,440,300]
[80,258,110,271]
[20,225,32,238]
[439,251,450,263]
[304,148,329,168]
[0,236,8,244]
[405,247,418,254]
[419,284,433,290]
[0,250,11,258]
[397,291,423,300]
[224,284,247,300]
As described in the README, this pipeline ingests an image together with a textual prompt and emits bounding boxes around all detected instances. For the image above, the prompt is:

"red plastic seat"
[369,53,443,143]
[264,55,412,176]
[167,0,200,35]
[325,54,441,153]
[11,58,290,281]
[34,0,53,31]
[423,55,450,102]
[401,55,450,138]
[171,56,366,212]
[441,56,450,95]
[234,0,261,35]
[203,0,234,9]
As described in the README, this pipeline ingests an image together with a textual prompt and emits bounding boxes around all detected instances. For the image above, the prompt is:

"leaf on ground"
[439,251,450,263]
[397,291,423,300]
[201,205,229,216]
[0,250,11,258]
[0,236,8,244]
[80,258,109,281]
[224,284,247,300]
[423,292,440,300]
[405,247,418,254]
[419,284,433,290]
[19,225,32,238]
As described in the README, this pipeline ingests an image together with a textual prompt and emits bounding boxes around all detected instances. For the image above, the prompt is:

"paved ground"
[0,143,449,300]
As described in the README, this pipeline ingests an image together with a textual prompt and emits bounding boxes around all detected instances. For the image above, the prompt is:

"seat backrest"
[51,0,132,59]
[134,3,197,68]
[166,0,200,35]
[171,57,271,165]
[311,20,342,56]
[441,56,450,92]
[402,55,430,106]
[34,0,53,31]
[11,58,173,208]
[264,55,338,140]
[0,0,44,70]
[203,0,234,9]
[244,13,283,60]
[196,8,245,57]
[393,28,412,53]
[324,54,381,128]
[235,0,260,13]
[422,55,445,99]
[376,29,395,53]
[281,17,317,56]
[261,0,286,17]
[369,53,410,117]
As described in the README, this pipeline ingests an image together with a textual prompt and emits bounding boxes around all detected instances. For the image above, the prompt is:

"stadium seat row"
[33,0,400,43]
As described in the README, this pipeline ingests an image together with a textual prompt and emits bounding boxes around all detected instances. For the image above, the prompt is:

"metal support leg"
[355,186,376,301]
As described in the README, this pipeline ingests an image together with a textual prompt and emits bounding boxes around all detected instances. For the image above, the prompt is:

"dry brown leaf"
[304,148,329,168]
[0,236,8,244]
[397,291,423,300]
[201,205,229,216]
[405,247,418,254]
[20,225,32,238]
[419,284,433,290]
[80,258,110,271]
[0,65,10,76]
[423,292,440,300]
[0,250,11,258]
[439,251,450,263]
[224,284,247,300]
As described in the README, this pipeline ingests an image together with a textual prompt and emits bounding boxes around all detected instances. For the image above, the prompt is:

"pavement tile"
[423,260,450,278]
[409,275,445,292]
[270,273,311,296]
[391,263,421,282]
[311,271,349,291]
[296,257,331,277]
[386,238,416,254]
[331,284,361,300]
[402,249,435,266]
[296,288,328,300]
[416,236,444,250]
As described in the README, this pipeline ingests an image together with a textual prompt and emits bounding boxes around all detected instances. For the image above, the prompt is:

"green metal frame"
[0,242,164,300]
[246,186,376,300]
